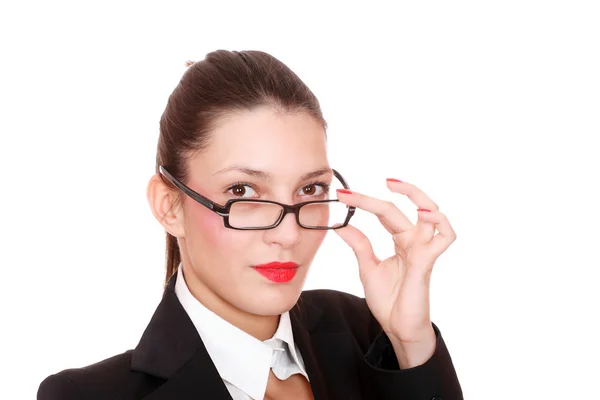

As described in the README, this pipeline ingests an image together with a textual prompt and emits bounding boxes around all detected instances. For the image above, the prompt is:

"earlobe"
[146,173,185,238]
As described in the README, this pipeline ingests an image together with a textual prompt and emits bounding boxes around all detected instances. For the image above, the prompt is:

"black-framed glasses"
[158,166,356,230]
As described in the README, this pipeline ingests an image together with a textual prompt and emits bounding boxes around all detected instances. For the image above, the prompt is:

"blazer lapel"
[289,296,331,400]
[140,347,233,400]
[291,295,367,400]
[130,272,232,400]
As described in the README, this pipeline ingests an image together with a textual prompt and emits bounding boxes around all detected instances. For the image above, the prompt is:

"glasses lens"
[299,200,350,229]
[229,201,284,228]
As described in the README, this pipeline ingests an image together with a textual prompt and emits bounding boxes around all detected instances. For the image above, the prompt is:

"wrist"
[388,326,436,369]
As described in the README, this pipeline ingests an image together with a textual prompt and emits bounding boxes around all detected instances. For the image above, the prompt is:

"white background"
[1,1,599,399]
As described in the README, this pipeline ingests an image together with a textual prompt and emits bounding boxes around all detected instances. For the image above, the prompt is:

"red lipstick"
[252,261,299,283]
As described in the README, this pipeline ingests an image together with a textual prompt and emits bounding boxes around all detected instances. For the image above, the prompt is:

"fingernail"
[386,178,403,183]
[337,189,353,195]
[417,208,431,212]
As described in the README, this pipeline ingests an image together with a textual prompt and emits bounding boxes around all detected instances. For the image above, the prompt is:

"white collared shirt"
[175,266,310,400]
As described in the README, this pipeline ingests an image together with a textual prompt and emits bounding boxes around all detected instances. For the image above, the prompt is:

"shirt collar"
[270,310,307,376]
[175,265,307,400]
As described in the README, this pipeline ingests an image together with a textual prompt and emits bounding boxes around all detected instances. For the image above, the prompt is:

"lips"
[252,261,299,283]
[253,261,298,269]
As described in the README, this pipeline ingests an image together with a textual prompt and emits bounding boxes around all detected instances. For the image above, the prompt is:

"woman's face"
[178,107,330,317]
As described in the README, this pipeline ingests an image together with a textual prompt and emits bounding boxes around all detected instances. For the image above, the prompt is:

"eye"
[298,182,329,197]
[227,184,258,198]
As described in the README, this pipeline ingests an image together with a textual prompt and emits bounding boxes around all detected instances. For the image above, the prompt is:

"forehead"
[190,107,328,178]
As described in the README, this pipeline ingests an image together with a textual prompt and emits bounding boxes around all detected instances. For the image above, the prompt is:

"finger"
[415,209,437,245]
[385,179,439,212]
[415,210,457,256]
[333,224,380,281]
[336,189,412,236]
[386,179,439,244]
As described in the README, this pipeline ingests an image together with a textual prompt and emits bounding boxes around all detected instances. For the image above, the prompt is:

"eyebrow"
[213,165,332,181]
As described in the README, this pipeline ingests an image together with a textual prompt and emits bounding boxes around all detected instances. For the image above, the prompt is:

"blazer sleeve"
[37,373,81,400]
[360,317,464,400]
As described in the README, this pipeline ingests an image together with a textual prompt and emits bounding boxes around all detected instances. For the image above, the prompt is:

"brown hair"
[155,50,328,285]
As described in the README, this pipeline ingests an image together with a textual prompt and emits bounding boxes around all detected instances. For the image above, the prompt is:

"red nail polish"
[386,178,403,183]
[337,189,353,194]
[417,208,431,212]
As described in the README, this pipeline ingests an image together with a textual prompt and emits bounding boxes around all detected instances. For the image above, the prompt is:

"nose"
[263,210,302,249]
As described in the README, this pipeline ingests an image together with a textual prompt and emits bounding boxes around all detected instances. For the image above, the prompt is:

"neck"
[180,264,280,341]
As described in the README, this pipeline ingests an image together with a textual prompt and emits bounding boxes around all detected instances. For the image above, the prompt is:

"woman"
[38,50,463,399]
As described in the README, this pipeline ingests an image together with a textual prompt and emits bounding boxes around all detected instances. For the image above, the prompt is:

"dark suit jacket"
[38,272,463,399]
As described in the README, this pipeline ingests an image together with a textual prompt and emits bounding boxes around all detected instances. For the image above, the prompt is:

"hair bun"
[185,60,195,68]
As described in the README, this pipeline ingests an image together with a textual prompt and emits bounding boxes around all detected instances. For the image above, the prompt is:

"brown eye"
[232,185,246,196]
[298,183,326,197]
[227,184,258,198]
[303,185,316,195]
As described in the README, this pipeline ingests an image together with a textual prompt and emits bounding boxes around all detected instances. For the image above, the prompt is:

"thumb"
[334,224,379,281]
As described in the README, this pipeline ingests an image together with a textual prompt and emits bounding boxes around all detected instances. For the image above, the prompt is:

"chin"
[245,288,301,316]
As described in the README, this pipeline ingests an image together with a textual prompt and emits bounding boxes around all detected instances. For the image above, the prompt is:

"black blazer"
[38,272,463,399]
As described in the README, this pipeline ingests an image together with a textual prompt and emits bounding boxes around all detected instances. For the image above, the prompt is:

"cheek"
[304,230,328,251]
[186,200,251,255]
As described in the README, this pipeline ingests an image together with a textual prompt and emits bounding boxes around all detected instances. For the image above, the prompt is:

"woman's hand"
[334,178,457,367]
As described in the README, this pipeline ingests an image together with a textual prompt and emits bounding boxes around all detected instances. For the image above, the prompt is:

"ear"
[146,173,186,238]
